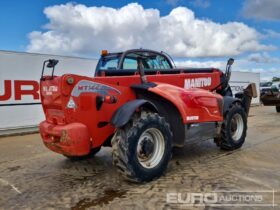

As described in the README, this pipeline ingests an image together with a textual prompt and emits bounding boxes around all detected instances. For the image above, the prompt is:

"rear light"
[49,135,60,142]
[66,76,75,85]
[104,95,117,104]
[96,95,117,110]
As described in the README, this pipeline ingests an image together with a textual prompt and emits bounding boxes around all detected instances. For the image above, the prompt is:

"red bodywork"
[40,70,224,156]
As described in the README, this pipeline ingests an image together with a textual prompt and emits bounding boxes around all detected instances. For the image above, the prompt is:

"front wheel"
[216,103,247,150]
[276,106,280,113]
[112,111,172,182]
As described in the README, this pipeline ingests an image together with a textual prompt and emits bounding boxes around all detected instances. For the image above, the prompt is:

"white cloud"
[248,52,280,63]
[175,60,224,69]
[263,29,280,39]
[27,3,274,57]
[175,53,280,81]
[242,0,280,20]
[252,68,280,81]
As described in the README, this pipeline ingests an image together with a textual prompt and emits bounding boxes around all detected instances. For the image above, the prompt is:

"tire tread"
[112,111,172,182]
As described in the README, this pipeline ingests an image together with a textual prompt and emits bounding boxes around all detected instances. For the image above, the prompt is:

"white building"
[0,51,98,135]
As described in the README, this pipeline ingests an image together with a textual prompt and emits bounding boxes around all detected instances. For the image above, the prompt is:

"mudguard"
[234,83,257,114]
[223,96,241,114]
[148,83,223,123]
[111,99,158,128]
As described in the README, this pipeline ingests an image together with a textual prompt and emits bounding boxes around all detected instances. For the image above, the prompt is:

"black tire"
[64,147,101,161]
[276,106,280,113]
[111,111,172,182]
[216,103,247,150]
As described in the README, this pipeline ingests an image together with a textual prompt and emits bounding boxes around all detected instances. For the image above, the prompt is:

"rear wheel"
[276,106,280,113]
[112,111,172,182]
[216,103,247,150]
[64,147,101,161]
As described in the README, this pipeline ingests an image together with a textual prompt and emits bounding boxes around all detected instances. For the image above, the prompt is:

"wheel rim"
[230,113,244,141]
[137,128,165,169]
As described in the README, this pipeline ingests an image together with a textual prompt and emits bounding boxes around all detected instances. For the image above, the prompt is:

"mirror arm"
[41,60,48,81]
[51,66,55,79]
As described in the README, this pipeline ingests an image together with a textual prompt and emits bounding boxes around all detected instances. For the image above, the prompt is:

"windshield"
[96,52,172,72]
[122,52,171,70]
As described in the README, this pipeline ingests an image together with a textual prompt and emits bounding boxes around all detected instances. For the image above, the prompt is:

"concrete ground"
[0,106,279,209]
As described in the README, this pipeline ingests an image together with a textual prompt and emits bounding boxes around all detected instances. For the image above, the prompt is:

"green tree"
[272,77,280,82]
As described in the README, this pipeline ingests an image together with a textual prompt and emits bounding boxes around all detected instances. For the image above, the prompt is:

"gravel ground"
[0,106,279,210]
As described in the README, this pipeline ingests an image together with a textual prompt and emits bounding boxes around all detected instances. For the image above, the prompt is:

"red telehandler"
[39,49,257,182]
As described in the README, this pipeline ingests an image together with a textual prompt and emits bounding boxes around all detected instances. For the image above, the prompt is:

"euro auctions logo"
[167,192,218,204]
[166,190,277,207]
[0,80,39,102]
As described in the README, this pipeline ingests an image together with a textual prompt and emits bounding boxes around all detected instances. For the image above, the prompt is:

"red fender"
[149,83,223,123]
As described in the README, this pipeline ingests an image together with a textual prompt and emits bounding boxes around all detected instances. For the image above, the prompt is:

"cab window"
[122,52,171,70]
[123,58,138,69]
[146,55,171,69]
[97,55,120,70]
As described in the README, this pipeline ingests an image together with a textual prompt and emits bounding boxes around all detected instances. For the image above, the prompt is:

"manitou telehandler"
[39,49,257,182]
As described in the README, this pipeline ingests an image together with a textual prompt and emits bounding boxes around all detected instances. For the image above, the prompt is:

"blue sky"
[0,0,280,80]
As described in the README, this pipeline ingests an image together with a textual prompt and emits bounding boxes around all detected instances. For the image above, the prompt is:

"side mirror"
[224,58,234,85]
[46,59,59,68]
[41,59,59,80]
[210,58,235,91]
[227,58,234,66]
